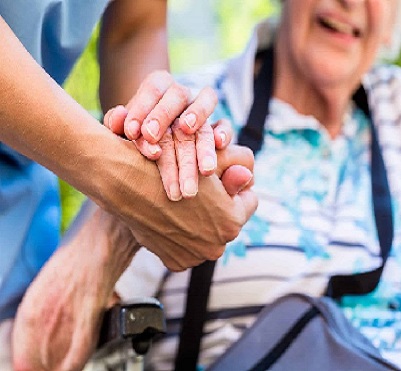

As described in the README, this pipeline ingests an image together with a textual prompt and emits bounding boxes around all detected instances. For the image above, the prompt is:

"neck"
[272,44,357,139]
[274,79,351,138]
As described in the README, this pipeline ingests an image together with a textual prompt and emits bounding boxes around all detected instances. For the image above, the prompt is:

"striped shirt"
[116,20,401,370]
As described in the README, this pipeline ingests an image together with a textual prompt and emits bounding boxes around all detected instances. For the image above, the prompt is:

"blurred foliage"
[63,26,101,114]
[168,0,278,72]
[61,28,100,232]
[213,0,279,58]
[59,179,86,233]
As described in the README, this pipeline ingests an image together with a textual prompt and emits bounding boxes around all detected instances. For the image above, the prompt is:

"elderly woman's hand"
[103,70,234,200]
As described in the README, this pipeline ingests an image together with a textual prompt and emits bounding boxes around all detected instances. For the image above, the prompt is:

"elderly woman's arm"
[12,201,139,371]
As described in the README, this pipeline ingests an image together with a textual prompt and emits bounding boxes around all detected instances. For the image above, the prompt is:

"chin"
[308,62,359,91]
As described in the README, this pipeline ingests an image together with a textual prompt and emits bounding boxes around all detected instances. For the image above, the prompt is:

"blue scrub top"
[0,0,110,320]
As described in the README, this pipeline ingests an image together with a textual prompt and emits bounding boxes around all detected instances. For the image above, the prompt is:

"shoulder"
[364,64,401,120]
[365,63,401,92]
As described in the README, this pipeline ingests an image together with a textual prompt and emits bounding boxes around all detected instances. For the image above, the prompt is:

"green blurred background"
[61,0,400,232]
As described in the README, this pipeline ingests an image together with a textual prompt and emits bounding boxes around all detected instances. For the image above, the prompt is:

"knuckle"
[166,262,183,272]
[172,83,191,105]
[206,245,225,261]
[197,125,214,141]
[220,220,242,244]
[202,86,218,105]
[132,99,152,115]
[195,101,210,121]
[147,83,166,100]
[174,127,194,142]
[141,70,173,98]
[179,151,196,166]
[156,103,174,121]
[242,146,255,163]
[159,127,173,143]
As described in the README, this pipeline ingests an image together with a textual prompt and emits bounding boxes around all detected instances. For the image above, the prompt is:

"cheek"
[367,0,393,45]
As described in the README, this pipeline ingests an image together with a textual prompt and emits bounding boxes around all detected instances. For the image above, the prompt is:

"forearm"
[62,200,140,288]
[12,202,140,371]
[0,16,147,209]
[98,0,169,111]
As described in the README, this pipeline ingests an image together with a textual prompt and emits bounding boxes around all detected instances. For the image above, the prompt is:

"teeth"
[321,17,354,36]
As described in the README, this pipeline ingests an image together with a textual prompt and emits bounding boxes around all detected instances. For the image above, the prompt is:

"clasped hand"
[103,70,254,200]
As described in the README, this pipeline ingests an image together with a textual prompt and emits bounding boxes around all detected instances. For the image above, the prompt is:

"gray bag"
[208,293,400,371]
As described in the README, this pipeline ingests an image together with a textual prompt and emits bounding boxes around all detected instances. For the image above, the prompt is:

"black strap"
[237,46,275,154]
[325,85,394,299]
[174,47,393,370]
[174,260,216,371]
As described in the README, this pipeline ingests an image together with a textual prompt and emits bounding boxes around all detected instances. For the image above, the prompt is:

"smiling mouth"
[318,16,361,38]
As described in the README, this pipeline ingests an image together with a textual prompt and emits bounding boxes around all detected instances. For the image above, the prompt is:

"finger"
[156,127,182,201]
[134,137,162,161]
[212,118,233,150]
[124,70,175,140]
[172,120,198,198]
[141,82,192,143]
[103,105,128,136]
[233,188,259,224]
[216,145,255,178]
[221,165,254,196]
[196,122,217,176]
[178,86,218,135]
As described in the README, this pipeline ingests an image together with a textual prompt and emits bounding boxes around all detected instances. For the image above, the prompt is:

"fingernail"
[146,120,160,139]
[107,108,115,129]
[201,156,216,172]
[183,179,198,197]
[169,184,182,201]
[184,113,197,129]
[219,131,227,146]
[126,120,140,138]
[147,142,161,156]
[238,173,254,193]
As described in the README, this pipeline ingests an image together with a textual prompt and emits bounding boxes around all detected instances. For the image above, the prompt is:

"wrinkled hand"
[12,202,139,371]
[107,141,257,272]
[99,70,258,272]
[104,70,231,200]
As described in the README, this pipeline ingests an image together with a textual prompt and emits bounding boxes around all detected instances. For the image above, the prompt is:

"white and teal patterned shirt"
[115,20,401,370]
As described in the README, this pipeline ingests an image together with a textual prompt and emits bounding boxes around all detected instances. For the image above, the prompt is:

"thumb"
[221,165,254,196]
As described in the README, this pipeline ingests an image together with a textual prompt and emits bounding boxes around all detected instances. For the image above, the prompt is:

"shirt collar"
[268,99,359,139]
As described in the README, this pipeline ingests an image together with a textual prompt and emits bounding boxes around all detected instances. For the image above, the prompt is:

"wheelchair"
[91,297,165,371]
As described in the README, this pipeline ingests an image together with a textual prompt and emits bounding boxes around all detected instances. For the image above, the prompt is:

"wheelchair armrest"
[94,297,166,359]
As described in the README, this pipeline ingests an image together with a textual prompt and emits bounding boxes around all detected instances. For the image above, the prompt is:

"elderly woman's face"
[278,0,395,88]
